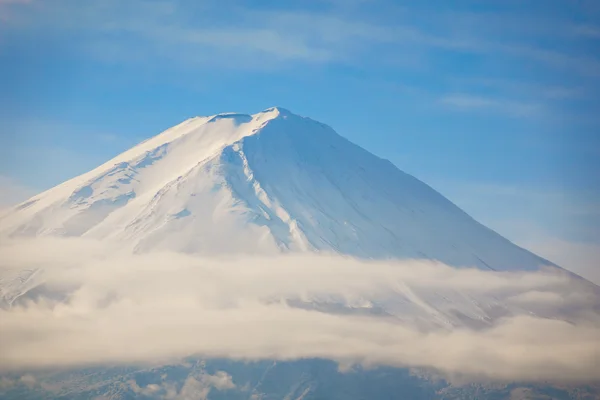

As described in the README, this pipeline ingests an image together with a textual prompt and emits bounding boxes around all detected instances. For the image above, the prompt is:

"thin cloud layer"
[0,237,599,383]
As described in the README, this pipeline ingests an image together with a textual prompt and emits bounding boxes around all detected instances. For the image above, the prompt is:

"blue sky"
[0,0,599,281]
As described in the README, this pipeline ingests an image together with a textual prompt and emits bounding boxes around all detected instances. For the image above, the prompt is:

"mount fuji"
[2,107,600,400]
[0,107,555,272]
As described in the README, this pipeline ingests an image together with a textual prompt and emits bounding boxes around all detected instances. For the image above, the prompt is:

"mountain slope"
[0,107,552,271]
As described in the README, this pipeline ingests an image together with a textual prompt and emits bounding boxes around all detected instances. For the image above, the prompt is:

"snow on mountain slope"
[0,107,553,271]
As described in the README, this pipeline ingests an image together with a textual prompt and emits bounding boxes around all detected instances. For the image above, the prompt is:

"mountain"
[2,107,599,400]
[0,107,552,272]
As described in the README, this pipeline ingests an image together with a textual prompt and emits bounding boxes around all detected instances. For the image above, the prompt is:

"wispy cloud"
[0,0,30,21]
[454,77,586,101]
[0,0,30,6]
[4,0,599,77]
[439,94,543,118]
[500,44,600,78]
[0,0,31,6]
[0,238,599,383]
[572,24,600,38]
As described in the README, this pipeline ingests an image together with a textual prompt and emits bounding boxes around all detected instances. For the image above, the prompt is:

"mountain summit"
[1,107,551,271]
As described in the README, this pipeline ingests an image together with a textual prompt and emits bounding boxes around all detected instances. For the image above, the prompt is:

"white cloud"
[0,237,599,383]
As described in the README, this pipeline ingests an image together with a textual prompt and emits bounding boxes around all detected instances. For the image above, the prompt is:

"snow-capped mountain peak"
[1,107,554,270]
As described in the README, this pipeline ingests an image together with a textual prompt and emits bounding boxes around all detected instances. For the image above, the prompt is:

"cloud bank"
[0,237,599,383]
